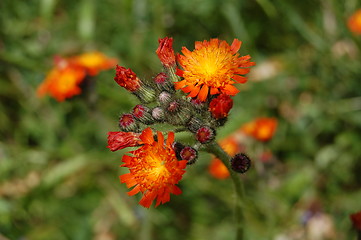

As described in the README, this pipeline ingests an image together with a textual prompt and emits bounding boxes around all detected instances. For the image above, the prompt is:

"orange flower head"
[114,65,141,92]
[72,52,117,76]
[120,128,187,208]
[348,9,361,35]
[156,37,176,67]
[208,137,239,179]
[175,38,255,102]
[240,117,278,142]
[37,58,86,101]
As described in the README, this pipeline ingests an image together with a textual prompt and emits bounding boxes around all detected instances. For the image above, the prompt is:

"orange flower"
[209,137,239,179]
[120,128,187,208]
[72,52,117,76]
[240,118,277,142]
[175,38,255,102]
[37,52,116,101]
[37,58,86,101]
[348,9,361,35]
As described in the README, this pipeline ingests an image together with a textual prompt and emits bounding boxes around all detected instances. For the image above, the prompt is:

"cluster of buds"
[107,37,255,207]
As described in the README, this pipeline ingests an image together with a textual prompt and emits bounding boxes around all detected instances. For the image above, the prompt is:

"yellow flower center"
[183,46,234,88]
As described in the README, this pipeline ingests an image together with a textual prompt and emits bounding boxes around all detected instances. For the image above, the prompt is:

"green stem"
[205,141,245,240]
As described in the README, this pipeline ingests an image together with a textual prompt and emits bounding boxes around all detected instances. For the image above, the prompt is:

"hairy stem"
[205,141,245,240]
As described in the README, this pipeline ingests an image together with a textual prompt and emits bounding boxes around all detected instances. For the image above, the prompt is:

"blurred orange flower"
[37,52,116,101]
[209,137,239,179]
[240,117,278,142]
[348,9,361,35]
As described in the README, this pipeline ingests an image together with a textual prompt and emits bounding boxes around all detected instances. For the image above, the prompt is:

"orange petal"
[232,75,248,83]
[127,185,141,196]
[120,173,137,188]
[198,85,209,102]
[222,84,239,96]
[188,85,200,98]
[140,127,154,144]
[234,68,250,75]
[157,131,164,148]
[174,80,187,90]
[175,68,184,77]
[231,39,242,54]
[166,132,175,146]
[210,87,220,95]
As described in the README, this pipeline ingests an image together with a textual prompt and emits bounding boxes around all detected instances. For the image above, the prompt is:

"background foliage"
[1,0,361,239]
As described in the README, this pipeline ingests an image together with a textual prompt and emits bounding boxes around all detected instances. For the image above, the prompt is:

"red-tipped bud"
[180,146,198,165]
[196,126,215,144]
[167,100,180,112]
[156,37,176,68]
[350,211,361,230]
[231,153,251,174]
[132,105,153,124]
[107,131,141,151]
[154,72,168,85]
[119,113,138,132]
[114,65,141,92]
[209,94,233,119]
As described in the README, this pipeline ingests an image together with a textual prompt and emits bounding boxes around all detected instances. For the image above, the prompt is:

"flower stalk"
[205,141,246,240]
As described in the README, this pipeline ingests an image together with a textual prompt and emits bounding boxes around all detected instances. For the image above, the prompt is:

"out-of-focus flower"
[72,52,117,76]
[240,117,278,142]
[107,131,141,152]
[350,211,361,230]
[175,38,255,101]
[348,9,361,35]
[209,137,239,179]
[120,128,187,208]
[114,65,141,92]
[37,52,116,101]
[156,37,176,68]
[209,94,234,119]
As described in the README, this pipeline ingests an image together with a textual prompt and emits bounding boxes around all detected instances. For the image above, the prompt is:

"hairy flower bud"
[165,100,192,125]
[119,113,138,132]
[230,153,251,173]
[209,94,233,119]
[196,126,215,144]
[152,107,165,121]
[180,146,198,165]
[132,104,153,124]
[187,117,203,133]
[159,91,172,105]
[107,131,141,151]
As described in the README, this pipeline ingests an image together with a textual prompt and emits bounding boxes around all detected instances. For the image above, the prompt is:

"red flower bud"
[350,211,361,230]
[107,131,141,151]
[119,113,138,132]
[114,65,141,92]
[231,153,251,174]
[209,94,233,119]
[180,146,198,165]
[156,37,176,68]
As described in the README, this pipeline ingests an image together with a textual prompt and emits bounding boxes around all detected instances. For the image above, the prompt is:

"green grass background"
[1,0,361,239]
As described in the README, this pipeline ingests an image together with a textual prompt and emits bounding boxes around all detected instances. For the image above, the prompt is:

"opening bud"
[119,113,138,132]
[114,65,141,92]
[196,126,215,144]
[230,153,251,174]
[156,37,176,68]
[180,146,198,165]
[107,131,141,151]
[132,105,154,124]
[209,94,233,119]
